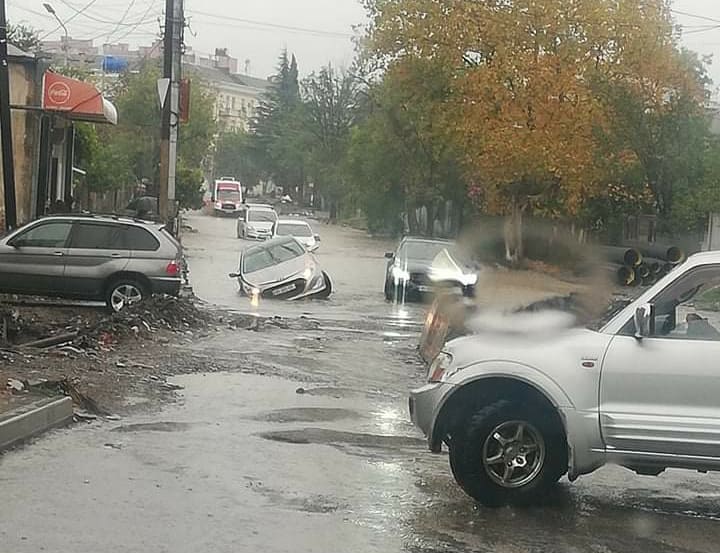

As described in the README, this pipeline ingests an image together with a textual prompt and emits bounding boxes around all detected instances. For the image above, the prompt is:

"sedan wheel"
[108,282,145,312]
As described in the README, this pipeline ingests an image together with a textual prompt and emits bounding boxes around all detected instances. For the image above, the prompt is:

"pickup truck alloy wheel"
[482,421,545,488]
[448,400,566,506]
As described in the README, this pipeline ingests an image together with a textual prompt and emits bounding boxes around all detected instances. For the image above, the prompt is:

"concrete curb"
[0,396,73,452]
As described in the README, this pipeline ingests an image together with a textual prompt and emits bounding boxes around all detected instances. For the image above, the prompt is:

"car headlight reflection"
[391,265,410,282]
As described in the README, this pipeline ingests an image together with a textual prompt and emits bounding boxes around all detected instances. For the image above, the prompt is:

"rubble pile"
[73,296,212,347]
[0,296,212,351]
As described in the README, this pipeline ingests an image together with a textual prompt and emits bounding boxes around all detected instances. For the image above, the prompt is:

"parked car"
[384,237,478,301]
[0,215,183,311]
[273,219,320,251]
[230,236,331,300]
[410,251,720,506]
[236,205,278,240]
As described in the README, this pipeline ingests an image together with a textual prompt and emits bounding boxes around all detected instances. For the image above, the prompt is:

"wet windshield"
[401,241,453,261]
[217,189,240,201]
[243,239,305,273]
[248,210,277,223]
[275,223,312,237]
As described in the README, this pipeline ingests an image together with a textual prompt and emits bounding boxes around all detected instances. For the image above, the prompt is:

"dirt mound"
[0,296,212,349]
[72,296,211,348]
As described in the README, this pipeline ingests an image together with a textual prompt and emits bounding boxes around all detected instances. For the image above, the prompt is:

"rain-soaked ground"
[1,212,720,552]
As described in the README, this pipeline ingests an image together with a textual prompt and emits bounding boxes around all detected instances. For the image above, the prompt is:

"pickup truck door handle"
[111,253,123,258]
[52,251,64,257]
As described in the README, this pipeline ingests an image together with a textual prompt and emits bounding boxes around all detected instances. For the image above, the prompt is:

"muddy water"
[2,213,720,552]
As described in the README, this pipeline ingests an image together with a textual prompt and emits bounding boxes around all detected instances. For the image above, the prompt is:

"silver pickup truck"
[410,251,720,506]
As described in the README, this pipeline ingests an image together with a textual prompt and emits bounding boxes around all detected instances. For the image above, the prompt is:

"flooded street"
[2,212,720,552]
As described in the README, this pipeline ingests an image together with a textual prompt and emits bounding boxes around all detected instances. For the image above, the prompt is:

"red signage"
[179,78,191,124]
[42,71,103,114]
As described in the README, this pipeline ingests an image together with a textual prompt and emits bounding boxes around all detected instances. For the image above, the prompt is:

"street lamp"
[43,3,68,67]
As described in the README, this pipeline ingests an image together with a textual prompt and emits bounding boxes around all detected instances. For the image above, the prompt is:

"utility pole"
[0,0,17,230]
[159,0,183,226]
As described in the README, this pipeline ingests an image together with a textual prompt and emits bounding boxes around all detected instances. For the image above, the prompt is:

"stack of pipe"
[600,244,685,287]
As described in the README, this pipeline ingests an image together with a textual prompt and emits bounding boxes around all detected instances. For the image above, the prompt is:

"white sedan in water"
[273,219,320,251]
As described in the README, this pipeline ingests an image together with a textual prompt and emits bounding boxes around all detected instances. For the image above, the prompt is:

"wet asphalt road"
[2,212,720,552]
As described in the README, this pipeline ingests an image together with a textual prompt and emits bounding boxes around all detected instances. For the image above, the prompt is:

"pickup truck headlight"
[428,352,453,382]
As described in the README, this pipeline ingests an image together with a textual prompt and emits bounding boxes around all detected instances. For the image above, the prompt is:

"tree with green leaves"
[74,62,217,209]
[213,130,262,189]
[301,64,360,219]
[346,57,466,235]
[7,23,40,52]
[251,50,306,199]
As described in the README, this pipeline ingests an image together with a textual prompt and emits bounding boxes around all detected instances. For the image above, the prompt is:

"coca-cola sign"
[47,81,71,106]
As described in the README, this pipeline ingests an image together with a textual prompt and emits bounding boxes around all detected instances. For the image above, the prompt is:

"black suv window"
[125,226,160,251]
[13,221,72,248]
[70,223,125,249]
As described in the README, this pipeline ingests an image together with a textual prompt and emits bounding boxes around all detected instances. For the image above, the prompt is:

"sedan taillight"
[166,261,180,276]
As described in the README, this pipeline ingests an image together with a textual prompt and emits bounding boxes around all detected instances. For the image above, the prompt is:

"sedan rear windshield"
[275,223,312,237]
[243,239,305,273]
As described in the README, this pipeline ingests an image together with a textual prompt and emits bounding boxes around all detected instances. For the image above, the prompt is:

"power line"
[670,9,720,26]
[681,25,720,36]
[38,0,102,39]
[186,9,354,39]
[113,0,160,41]
[56,0,159,27]
[103,0,139,42]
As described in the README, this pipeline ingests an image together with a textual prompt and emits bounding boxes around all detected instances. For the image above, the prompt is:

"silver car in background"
[273,219,320,251]
[230,236,331,300]
[0,215,183,311]
[236,204,278,240]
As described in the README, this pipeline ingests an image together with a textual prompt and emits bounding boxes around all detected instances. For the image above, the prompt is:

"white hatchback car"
[273,219,320,251]
[236,205,278,240]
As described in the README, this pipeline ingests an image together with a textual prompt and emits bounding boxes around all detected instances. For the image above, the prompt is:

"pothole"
[257,427,425,449]
[255,407,360,423]
[111,421,195,433]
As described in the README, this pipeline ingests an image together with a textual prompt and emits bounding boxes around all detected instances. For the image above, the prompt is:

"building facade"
[184,49,269,132]
[0,45,41,226]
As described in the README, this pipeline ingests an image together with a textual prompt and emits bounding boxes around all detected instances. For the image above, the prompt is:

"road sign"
[157,78,170,109]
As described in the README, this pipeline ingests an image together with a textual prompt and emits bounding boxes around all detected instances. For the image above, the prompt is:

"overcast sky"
[7,0,720,86]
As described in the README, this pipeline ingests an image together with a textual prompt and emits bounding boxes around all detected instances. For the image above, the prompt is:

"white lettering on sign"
[48,82,72,106]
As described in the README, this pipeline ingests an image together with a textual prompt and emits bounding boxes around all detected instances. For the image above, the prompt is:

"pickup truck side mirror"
[384,252,394,259]
[314,234,321,242]
[228,272,240,279]
[634,303,655,338]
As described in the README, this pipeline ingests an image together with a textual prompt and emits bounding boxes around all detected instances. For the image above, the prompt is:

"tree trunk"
[407,205,419,235]
[504,199,523,265]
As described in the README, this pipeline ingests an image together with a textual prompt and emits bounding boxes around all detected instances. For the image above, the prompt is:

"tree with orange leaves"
[363,0,706,260]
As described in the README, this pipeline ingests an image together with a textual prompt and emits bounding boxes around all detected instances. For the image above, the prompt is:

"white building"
[184,49,269,132]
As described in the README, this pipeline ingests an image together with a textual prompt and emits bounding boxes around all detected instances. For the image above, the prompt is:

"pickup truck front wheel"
[449,400,566,507]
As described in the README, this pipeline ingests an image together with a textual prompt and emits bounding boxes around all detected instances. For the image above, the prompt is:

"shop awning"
[41,71,118,125]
